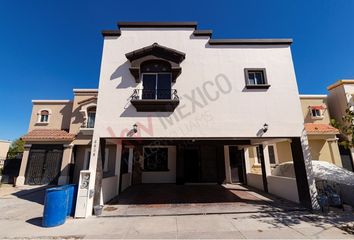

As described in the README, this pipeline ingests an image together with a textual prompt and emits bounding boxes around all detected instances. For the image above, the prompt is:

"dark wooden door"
[229,147,246,183]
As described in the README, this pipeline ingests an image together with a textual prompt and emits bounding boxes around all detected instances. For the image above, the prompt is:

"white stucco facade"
[94,28,305,139]
[76,23,319,218]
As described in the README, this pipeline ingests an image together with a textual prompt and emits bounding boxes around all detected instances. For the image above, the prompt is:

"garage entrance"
[103,184,301,217]
[25,145,63,185]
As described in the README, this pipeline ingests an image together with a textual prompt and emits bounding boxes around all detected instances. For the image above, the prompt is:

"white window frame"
[84,148,109,172]
[310,107,324,119]
[36,109,51,124]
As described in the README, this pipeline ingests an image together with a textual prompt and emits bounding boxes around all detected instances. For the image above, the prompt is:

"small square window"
[245,69,270,89]
[310,108,323,118]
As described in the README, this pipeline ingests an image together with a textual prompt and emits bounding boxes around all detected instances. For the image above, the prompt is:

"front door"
[229,147,246,183]
[184,148,199,182]
[25,145,63,185]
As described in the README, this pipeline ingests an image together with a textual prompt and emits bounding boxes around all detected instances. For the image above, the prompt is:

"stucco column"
[243,147,251,174]
[58,144,74,185]
[15,144,32,186]
[115,141,122,195]
[262,144,272,176]
[223,146,232,183]
[85,135,100,217]
[291,133,319,210]
[327,138,342,167]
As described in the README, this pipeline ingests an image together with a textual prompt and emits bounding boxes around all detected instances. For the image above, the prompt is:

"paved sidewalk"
[1,185,354,239]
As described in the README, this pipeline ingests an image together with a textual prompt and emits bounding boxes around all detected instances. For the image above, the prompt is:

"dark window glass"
[143,148,168,171]
[40,110,49,122]
[157,73,171,99]
[268,145,276,164]
[247,71,266,85]
[87,111,96,128]
[121,148,129,174]
[311,109,321,117]
[142,74,157,99]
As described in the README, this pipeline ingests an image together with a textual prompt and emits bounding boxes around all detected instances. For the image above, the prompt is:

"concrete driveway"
[1,184,354,239]
[102,184,303,217]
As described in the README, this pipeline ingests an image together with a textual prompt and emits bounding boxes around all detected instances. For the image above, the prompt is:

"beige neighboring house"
[16,89,105,186]
[300,95,342,167]
[0,140,11,168]
[327,80,354,171]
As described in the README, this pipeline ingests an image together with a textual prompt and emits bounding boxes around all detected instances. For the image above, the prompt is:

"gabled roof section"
[125,43,185,64]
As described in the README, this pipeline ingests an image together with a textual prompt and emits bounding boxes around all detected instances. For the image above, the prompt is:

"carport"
[101,184,302,217]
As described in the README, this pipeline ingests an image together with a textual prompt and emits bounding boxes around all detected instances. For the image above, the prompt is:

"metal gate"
[25,146,63,185]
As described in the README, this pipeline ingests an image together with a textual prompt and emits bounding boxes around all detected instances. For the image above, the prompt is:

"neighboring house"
[327,80,354,171]
[299,95,342,167]
[16,89,104,185]
[0,140,11,168]
[17,22,320,218]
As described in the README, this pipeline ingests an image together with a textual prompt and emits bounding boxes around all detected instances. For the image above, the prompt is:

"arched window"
[87,106,96,128]
[39,110,49,123]
[141,60,172,100]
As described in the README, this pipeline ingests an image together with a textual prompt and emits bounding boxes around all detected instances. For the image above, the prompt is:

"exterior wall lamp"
[133,123,138,133]
[263,123,269,133]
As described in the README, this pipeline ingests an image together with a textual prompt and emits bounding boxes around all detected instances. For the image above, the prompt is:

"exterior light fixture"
[133,123,138,133]
[263,123,269,133]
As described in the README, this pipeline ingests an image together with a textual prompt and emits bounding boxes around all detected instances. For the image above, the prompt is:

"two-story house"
[299,95,342,167]
[16,89,107,186]
[327,80,354,171]
[17,22,319,218]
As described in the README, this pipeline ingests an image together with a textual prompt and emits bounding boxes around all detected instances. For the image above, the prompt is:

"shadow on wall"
[71,104,85,126]
[119,105,174,118]
[111,61,138,89]
[59,103,74,130]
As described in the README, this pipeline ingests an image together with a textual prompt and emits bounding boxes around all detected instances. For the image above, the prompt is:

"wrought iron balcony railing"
[130,89,179,112]
[131,89,179,100]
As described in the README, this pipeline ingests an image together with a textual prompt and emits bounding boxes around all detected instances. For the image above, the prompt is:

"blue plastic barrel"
[42,187,68,227]
[65,184,78,216]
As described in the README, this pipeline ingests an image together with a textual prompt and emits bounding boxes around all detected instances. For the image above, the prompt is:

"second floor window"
[247,70,266,85]
[40,110,49,123]
[311,109,321,117]
[87,107,96,128]
[141,61,172,100]
[309,106,324,119]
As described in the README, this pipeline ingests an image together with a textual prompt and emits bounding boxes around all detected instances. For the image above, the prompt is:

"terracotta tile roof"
[22,129,75,142]
[304,123,339,135]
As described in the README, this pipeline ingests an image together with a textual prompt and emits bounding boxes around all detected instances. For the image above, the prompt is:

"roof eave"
[208,39,293,45]
[118,22,198,29]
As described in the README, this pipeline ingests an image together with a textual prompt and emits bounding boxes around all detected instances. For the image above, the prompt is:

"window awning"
[309,105,326,110]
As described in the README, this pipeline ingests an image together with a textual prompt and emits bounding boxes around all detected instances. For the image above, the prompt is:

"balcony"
[130,89,179,112]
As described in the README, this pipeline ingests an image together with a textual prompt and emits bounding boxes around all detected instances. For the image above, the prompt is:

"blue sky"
[1,0,354,141]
